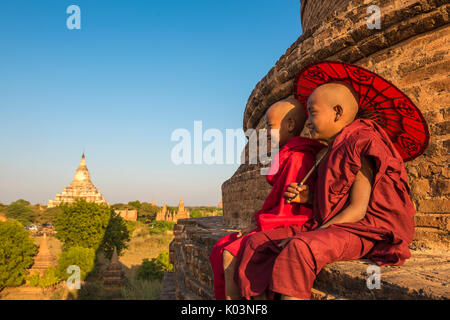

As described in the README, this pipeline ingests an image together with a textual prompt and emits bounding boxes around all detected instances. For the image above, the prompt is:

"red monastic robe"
[209,136,326,300]
[235,118,417,299]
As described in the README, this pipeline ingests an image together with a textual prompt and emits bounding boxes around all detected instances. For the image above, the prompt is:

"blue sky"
[0,0,302,206]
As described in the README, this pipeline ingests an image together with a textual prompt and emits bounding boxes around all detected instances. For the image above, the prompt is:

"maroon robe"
[209,136,326,300]
[235,118,416,299]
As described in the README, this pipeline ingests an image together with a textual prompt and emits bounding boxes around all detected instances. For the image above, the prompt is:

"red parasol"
[293,61,429,162]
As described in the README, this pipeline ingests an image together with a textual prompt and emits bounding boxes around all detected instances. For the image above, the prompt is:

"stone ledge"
[314,253,450,300]
[158,272,176,300]
[169,216,450,300]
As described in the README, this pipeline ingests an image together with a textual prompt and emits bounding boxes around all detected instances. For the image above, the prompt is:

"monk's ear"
[287,117,296,133]
[333,104,343,122]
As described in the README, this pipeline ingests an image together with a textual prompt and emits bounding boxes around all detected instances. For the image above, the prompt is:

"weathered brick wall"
[222,164,271,228]
[168,0,449,301]
[300,0,353,33]
[170,217,236,299]
[169,217,450,300]
[222,0,449,249]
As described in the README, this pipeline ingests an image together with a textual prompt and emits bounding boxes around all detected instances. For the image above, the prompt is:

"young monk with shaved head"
[209,97,326,300]
[234,82,416,300]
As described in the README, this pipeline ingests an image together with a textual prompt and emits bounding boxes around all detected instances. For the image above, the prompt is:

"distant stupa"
[176,197,190,221]
[155,198,190,222]
[102,247,125,294]
[47,154,109,208]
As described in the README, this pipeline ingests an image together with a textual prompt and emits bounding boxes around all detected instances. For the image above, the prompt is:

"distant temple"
[102,247,125,296]
[156,198,190,222]
[47,154,109,208]
[115,208,138,221]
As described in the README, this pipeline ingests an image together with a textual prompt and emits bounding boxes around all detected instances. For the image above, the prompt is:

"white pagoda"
[47,154,109,208]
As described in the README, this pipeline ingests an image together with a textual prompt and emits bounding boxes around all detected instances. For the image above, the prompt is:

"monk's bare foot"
[281,295,303,300]
[223,250,241,300]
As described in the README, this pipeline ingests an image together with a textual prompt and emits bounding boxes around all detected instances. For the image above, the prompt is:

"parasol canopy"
[294,61,430,162]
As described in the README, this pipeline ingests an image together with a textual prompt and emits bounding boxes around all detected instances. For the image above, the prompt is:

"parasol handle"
[286,147,330,201]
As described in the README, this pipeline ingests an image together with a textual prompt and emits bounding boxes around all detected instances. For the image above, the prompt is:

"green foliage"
[6,199,35,226]
[35,206,62,225]
[27,271,41,287]
[189,210,221,218]
[0,221,38,288]
[72,280,105,300]
[27,267,61,288]
[125,220,138,235]
[55,199,131,262]
[138,202,159,221]
[0,203,7,213]
[39,267,61,288]
[57,246,96,281]
[99,212,131,260]
[55,199,111,250]
[127,200,141,211]
[189,206,222,218]
[137,251,173,281]
[11,199,31,206]
[121,278,162,300]
[148,220,175,235]
[112,201,160,223]
[111,203,128,210]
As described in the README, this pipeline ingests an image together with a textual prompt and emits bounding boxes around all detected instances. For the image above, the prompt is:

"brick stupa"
[102,247,125,295]
[168,0,450,300]
[156,198,190,222]
[48,154,108,208]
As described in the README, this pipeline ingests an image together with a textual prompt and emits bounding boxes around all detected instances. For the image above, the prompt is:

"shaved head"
[265,97,308,148]
[306,82,360,144]
[266,97,307,136]
[311,82,359,124]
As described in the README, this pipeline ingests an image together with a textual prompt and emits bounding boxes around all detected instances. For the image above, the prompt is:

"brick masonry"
[168,0,450,300]
[223,0,449,250]
[169,217,449,300]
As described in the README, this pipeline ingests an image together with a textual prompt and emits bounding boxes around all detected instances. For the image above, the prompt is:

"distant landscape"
[0,199,222,300]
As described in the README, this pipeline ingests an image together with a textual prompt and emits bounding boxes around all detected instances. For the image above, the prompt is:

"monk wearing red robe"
[209,97,326,300]
[234,82,416,300]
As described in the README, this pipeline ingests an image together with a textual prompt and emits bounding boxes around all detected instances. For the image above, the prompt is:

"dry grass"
[121,278,162,300]
[15,221,172,300]
[119,222,173,280]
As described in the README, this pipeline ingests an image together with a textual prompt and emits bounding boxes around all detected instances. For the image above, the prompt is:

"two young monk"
[210,79,417,300]
[209,96,326,300]
[232,82,416,300]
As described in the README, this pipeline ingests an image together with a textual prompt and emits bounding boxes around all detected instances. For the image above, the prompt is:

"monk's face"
[264,98,306,150]
[305,83,358,144]
[265,107,290,149]
[306,89,342,143]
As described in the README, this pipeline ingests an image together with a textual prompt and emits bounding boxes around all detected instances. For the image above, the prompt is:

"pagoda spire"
[47,153,108,208]
[73,153,91,182]
[80,153,86,166]
[178,197,185,211]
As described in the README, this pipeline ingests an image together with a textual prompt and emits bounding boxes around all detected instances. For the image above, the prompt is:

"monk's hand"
[284,183,309,204]
[237,222,257,238]
[278,237,292,248]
